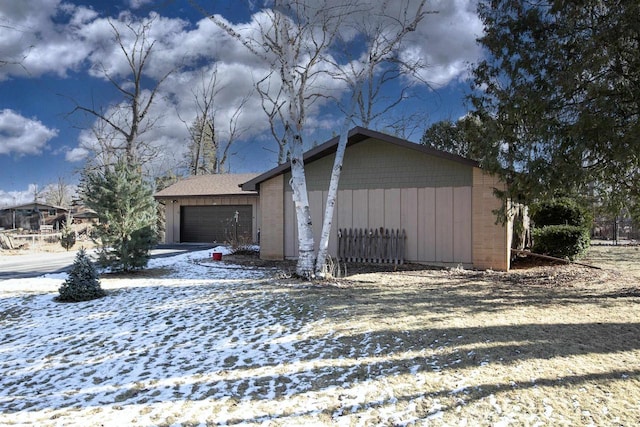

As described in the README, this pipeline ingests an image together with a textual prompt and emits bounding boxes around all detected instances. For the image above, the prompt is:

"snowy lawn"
[1,246,640,426]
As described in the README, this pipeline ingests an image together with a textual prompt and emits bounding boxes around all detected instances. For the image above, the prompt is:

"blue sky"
[0,0,483,206]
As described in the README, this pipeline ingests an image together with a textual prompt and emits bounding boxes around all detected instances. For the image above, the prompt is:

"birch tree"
[203,0,428,278]
[314,0,429,276]
[203,0,355,277]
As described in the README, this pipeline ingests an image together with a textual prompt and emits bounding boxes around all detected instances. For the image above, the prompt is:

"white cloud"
[0,185,38,208]
[127,0,154,9]
[65,146,89,162]
[0,0,98,80]
[0,109,58,155]
[405,0,483,86]
[52,0,482,174]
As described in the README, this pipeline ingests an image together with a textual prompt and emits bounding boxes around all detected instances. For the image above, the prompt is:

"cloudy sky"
[0,0,483,207]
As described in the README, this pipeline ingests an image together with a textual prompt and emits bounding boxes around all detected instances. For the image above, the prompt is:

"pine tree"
[60,216,76,251]
[186,116,218,175]
[58,248,105,302]
[471,0,640,213]
[82,159,157,272]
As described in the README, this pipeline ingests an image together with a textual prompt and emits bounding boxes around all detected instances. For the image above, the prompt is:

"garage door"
[180,205,253,243]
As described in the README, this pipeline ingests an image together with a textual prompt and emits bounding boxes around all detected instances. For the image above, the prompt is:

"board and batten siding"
[260,136,509,270]
[278,138,475,266]
[163,195,259,244]
[283,186,472,265]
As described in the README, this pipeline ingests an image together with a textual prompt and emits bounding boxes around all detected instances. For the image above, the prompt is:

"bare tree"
[314,0,429,275]
[43,177,75,208]
[182,67,252,175]
[71,14,173,168]
[255,71,290,164]
[203,0,428,277]
[203,0,355,276]
[331,3,431,129]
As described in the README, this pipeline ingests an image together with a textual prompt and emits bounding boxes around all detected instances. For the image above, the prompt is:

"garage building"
[155,174,259,244]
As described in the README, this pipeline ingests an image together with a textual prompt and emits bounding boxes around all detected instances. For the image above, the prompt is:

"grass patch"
[2,245,638,426]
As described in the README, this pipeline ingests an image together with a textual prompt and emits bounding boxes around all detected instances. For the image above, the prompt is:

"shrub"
[231,245,259,256]
[58,248,105,302]
[532,225,591,260]
[530,197,590,227]
[60,221,76,251]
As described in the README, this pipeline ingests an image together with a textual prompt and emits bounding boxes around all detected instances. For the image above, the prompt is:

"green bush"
[532,225,591,260]
[530,197,590,227]
[58,248,105,302]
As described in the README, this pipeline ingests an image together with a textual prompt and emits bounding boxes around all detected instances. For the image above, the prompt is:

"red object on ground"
[212,252,223,261]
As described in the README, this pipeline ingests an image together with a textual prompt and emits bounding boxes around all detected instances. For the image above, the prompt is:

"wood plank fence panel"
[337,228,407,265]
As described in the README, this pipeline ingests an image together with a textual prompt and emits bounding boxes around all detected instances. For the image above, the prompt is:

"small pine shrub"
[60,221,76,251]
[58,248,105,302]
[532,225,591,260]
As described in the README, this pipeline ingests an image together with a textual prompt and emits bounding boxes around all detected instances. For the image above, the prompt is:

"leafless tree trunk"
[182,66,252,175]
[203,0,355,277]
[315,0,430,276]
[203,0,429,278]
[70,15,173,168]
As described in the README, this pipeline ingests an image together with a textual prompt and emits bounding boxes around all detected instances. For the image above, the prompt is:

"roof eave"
[154,192,258,199]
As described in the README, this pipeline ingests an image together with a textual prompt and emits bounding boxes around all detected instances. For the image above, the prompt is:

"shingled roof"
[154,173,259,198]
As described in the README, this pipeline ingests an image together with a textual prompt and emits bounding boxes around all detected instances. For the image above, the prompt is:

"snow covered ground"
[3,247,639,426]
[0,248,442,426]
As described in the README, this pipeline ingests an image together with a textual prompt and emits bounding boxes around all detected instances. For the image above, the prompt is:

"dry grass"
[583,244,640,280]
[273,245,640,425]
[2,245,639,425]
[1,238,97,255]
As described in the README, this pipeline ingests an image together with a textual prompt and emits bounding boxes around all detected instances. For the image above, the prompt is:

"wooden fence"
[337,228,407,264]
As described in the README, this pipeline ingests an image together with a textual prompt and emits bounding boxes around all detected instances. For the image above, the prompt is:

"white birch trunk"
[277,6,316,278]
[290,150,316,277]
[314,84,361,277]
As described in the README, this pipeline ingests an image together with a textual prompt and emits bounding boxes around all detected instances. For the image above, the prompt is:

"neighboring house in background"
[70,205,99,225]
[154,174,260,245]
[241,127,514,271]
[0,203,68,231]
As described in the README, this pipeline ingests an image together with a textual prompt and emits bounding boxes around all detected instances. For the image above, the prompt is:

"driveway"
[0,243,216,279]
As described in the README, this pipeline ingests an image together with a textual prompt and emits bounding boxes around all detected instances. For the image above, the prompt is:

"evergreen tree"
[60,216,76,251]
[58,248,105,302]
[420,115,489,161]
[82,159,157,272]
[471,0,640,214]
